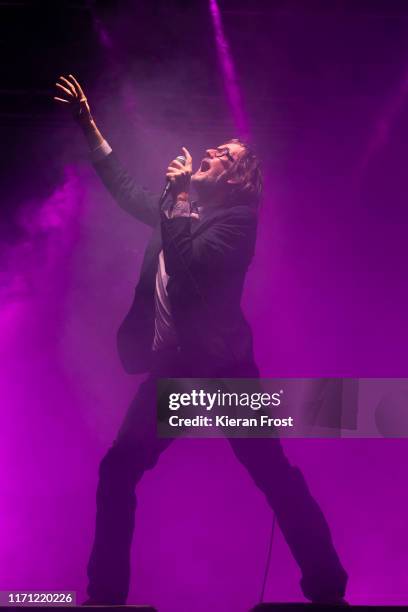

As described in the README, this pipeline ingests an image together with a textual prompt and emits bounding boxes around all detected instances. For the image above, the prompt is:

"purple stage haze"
[1,2,408,611]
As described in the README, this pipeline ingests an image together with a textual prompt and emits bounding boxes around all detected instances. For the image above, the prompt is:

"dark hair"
[224,138,263,208]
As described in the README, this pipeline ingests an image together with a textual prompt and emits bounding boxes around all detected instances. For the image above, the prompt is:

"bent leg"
[87,375,173,604]
[229,437,348,602]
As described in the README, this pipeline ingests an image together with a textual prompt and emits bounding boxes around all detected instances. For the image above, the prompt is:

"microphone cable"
[259,512,277,603]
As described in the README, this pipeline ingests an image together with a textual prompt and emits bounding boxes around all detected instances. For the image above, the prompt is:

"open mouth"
[200,159,211,172]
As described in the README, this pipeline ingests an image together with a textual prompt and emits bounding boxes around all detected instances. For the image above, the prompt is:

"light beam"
[209,0,250,140]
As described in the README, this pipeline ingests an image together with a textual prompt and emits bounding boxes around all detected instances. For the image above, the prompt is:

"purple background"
[1,1,408,610]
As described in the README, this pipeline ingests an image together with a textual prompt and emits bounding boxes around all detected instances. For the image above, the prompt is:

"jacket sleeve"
[93,152,159,227]
[160,207,257,277]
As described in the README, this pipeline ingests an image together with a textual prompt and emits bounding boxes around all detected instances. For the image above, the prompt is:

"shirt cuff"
[90,140,112,162]
[162,203,199,220]
[169,199,191,218]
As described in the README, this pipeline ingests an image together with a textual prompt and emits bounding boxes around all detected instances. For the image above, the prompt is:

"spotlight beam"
[209,0,250,140]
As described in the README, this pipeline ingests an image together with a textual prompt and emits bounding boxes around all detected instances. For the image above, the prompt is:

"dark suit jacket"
[94,152,259,377]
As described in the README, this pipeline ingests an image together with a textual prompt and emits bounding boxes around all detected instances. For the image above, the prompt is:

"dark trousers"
[87,368,348,604]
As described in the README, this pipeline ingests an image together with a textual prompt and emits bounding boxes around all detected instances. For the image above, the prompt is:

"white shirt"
[152,250,178,351]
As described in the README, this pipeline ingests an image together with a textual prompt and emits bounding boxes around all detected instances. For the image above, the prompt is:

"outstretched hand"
[54,74,92,123]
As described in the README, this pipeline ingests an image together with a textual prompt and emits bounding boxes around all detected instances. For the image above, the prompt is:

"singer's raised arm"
[92,153,159,227]
[53,74,159,228]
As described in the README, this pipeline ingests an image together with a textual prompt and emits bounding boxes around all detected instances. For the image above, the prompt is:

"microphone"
[158,154,187,208]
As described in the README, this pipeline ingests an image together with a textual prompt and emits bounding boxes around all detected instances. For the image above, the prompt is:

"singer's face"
[191,141,244,198]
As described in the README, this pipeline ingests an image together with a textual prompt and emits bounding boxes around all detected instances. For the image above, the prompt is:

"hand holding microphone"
[161,147,193,206]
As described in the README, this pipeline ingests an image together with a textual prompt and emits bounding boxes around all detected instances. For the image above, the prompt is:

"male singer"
[54,74,348,605]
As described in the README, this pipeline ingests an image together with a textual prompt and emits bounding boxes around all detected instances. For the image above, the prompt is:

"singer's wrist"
[174,191,189,202]
[169,197,191,218]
